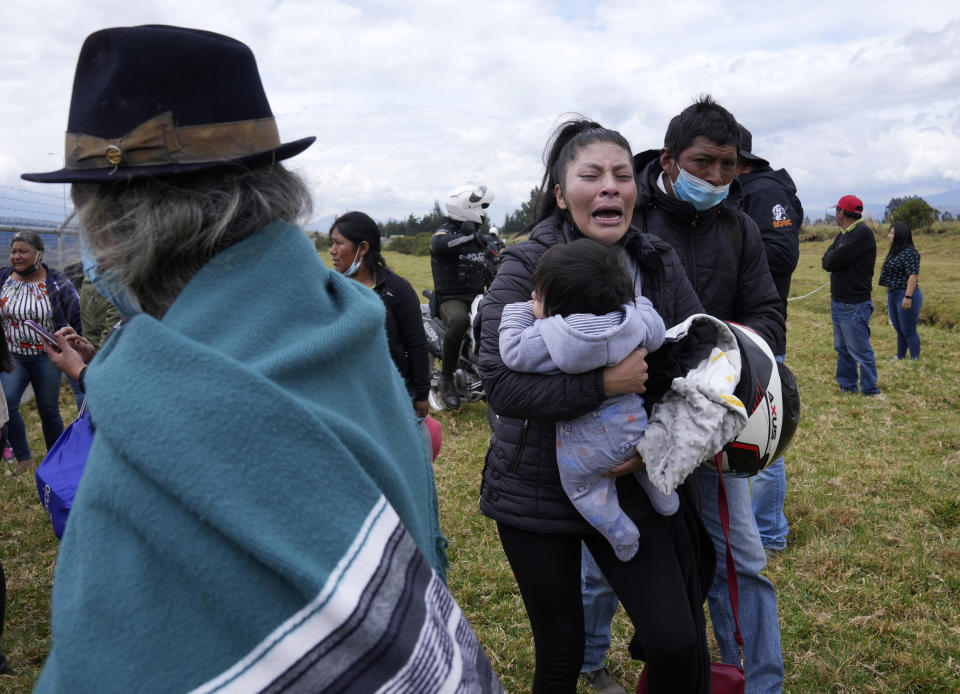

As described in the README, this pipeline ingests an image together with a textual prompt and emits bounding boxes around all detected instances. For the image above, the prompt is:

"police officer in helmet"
[429,182,495,409]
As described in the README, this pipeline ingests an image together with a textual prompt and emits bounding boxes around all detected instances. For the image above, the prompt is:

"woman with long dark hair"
[878,222,923,359]
[477,117,713,693]
[329,211,430,418]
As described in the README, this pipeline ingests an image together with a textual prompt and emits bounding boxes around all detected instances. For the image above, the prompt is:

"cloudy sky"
[2,0,959,227]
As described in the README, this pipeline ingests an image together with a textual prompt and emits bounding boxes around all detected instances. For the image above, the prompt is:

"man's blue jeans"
[886,287,922,359]
[697,466,783,694]
[580,544,620,673]
[751,355,788,552]
[831,299,879,394]
[0,352,64,461]
[751,457,788,551]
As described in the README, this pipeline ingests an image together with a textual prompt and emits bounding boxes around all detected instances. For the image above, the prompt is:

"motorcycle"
[420,291,486,413]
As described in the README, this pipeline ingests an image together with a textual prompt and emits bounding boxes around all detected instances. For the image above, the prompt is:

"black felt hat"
[22,25,315,183]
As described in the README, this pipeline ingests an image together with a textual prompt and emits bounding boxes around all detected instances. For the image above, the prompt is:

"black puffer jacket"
[634,156,785,352]
[477,212,703,533]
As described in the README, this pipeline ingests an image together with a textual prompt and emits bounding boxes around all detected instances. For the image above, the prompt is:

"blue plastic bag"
[35,409,93,539]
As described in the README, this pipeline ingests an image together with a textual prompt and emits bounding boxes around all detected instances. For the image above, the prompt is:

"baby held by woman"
[498,238,674,560]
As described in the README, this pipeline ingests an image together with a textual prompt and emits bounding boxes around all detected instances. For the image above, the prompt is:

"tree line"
[312,188,953,256]
[376,187,543,240]
[794,196,951,229]
[380,190,952,238]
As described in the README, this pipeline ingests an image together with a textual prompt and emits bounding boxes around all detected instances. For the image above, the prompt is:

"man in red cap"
[822,196,880,395]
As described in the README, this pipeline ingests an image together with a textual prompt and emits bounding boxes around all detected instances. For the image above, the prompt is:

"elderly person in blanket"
[24,25,501,693]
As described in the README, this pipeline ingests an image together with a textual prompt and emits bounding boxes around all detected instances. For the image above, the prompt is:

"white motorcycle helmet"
[446,183,494,224]
[706,322,801,476]
[488,226,499,237]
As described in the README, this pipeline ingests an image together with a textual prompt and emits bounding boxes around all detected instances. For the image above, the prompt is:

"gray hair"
[11,230,45,253]
[72,163,312,318]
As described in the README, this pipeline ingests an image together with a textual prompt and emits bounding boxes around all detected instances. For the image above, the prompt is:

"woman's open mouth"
[592,207,624,225]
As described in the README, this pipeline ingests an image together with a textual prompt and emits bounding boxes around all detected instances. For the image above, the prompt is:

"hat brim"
[738,150,769,168]
[633,148,661,173]
[22,136,315,184]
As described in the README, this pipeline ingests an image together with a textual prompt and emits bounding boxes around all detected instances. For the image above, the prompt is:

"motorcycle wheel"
[428,388,446,413]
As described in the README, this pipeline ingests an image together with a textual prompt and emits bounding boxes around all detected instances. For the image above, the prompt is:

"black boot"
[439,373,460,410]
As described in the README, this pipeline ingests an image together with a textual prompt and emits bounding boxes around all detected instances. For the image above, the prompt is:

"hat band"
[64,111,282,171]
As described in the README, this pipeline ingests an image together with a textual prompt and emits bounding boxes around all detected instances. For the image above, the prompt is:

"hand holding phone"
[24,319,61,351]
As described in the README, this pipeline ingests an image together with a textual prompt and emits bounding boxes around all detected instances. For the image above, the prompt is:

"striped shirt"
[1,276,55,355]
[563,310,627,335]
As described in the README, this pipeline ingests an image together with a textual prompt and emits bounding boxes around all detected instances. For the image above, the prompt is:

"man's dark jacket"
[735,166,802,337]
[477,212,703,532]
[821,220,876,304]
[634,154,785,353]
[429,218,490,298]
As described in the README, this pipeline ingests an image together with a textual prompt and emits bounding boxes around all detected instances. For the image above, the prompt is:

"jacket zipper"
[683,213,699,289]
[509,419,529,473]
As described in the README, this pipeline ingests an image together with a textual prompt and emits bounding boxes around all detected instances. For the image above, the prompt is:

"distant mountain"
[861,202,888,221]
[924,188,960,216]
[305,214,337,234]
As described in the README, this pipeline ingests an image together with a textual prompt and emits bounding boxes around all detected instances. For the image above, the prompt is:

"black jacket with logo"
[735,166,802,330]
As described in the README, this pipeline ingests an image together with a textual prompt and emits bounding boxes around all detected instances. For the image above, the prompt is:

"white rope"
[787,282,830,302]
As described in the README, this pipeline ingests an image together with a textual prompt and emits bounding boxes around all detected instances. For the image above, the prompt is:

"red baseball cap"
[836,195,864,215]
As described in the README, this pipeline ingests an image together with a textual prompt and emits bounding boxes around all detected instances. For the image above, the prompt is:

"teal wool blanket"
[36,221,501,692]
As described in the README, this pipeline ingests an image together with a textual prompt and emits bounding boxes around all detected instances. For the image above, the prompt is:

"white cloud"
[2,0,960,223]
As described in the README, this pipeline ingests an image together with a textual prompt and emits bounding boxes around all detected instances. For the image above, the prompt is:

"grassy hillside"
[1,229,957,692]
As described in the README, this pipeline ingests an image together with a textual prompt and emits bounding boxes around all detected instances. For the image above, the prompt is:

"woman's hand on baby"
[603,452,645,478]
[602,347,648,396]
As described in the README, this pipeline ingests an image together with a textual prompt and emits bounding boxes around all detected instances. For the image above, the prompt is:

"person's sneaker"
[2,446,13,463]
[439,373,461,410]
[580,667,627,694]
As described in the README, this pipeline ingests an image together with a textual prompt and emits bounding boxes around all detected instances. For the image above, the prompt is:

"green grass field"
[2,226,958,692]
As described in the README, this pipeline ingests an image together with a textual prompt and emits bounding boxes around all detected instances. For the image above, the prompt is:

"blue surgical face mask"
[80,237,143,318]
[671,167,731,211]
[343,247,363,277]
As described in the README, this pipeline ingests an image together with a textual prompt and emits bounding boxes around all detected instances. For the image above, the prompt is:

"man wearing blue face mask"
[577,96,786,694]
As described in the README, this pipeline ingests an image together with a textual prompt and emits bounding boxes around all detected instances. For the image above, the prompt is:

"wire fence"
[0,217,80,270]
[0,185,80,268]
